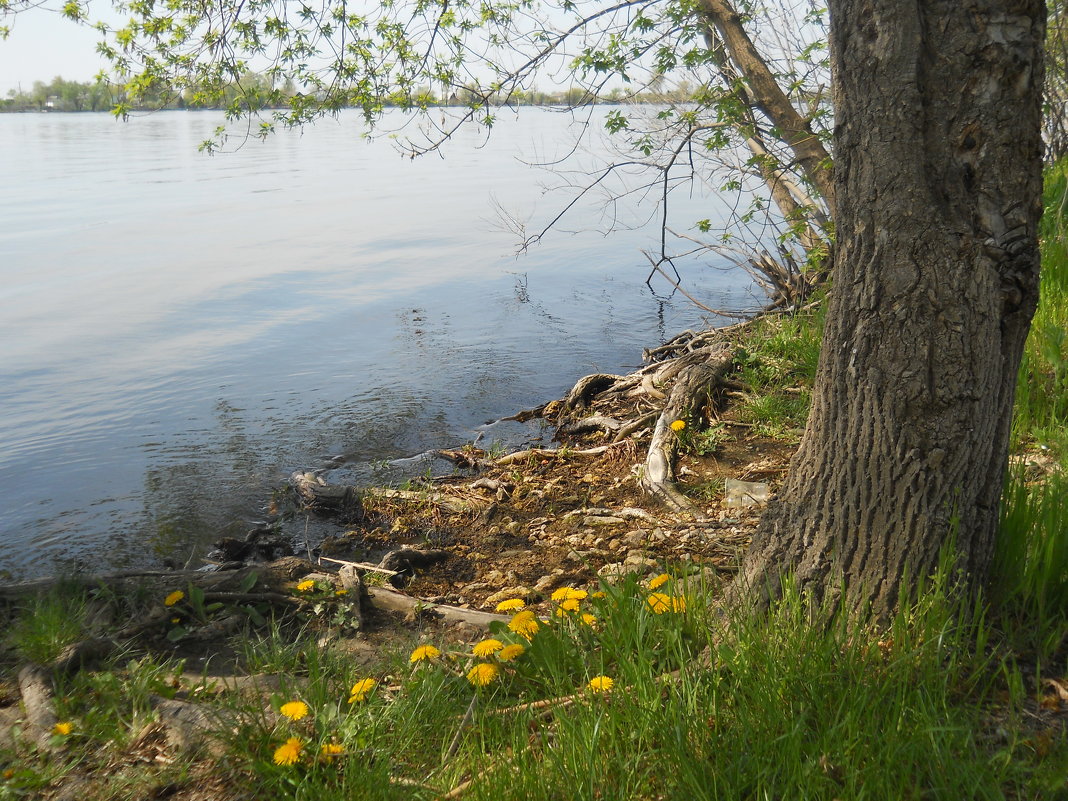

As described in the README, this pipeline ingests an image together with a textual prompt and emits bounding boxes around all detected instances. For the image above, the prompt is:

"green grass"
[992,159,1068,655]
[7,584,90,664]
[731,303,824,441]
[1014,159,1068,463]
[4,570,1066,800]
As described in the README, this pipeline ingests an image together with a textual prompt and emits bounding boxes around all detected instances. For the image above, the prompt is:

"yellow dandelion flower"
[648,573,670,590]
[670,419,686,432]
[335,588,349,596]
[646,592,672,614]
[466,663,500,687]
[348,678,377,703]
[295,579,315,592]
[163,590,184,607]
[508,610,540,640]
[410,644,441,663]
[170,617,181,624]
[472,639,504,658]
[52,721,73,736]
[581,613,598,627]
[273,737,303,766]
[550,587,588,602]
[495,598,525,612]
[672,596,687,613]
[588,676,614,693]
[279,701,309,721]
[556,598,581,614]
[320,743,345,761]
[498,643,525,662]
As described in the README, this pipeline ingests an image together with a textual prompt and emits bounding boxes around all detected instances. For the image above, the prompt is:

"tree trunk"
[736,0,1046,620]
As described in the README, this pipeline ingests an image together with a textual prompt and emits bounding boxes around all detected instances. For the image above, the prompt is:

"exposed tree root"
[639,348,734,517]
[17,665,59,750]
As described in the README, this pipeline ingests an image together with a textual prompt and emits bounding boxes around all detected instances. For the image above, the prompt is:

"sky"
[0,4,119,94]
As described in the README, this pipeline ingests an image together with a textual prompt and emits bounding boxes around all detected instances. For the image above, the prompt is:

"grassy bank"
[1,168,1067,799]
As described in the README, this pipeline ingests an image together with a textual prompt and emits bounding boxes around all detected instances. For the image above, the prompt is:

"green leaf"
[240,572,259,593]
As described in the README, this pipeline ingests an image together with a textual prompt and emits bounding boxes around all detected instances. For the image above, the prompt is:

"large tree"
[736,0,1046,619]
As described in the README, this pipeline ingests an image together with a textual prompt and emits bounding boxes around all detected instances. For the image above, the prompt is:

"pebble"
[533,570,565,592]
[597,562,646,582]
[584,516,624,526]
[624,554,658,568]
[622,529,647,547]
[484,586,536,606]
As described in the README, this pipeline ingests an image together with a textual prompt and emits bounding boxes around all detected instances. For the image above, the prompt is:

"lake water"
[0,107,756,578]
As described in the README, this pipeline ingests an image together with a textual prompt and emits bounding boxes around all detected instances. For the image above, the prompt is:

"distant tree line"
[2,73,697,113]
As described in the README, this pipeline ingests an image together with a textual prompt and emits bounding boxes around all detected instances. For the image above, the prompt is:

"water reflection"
[0,108,757,576]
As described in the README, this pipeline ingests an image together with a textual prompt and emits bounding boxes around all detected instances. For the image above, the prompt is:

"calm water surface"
[0,108,754,577]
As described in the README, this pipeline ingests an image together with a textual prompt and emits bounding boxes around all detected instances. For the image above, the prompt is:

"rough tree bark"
[735,0,1046,620]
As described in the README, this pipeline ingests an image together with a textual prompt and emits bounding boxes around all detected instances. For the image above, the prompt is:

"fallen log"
[366,586,511,629]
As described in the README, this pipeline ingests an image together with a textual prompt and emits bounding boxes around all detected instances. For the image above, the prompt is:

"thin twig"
[445,694,478,761]
[317,556,400,577]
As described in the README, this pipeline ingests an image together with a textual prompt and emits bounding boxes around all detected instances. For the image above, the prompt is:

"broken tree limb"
[556,415,622,436]
[492,445,612,467]
[318,556,400,577]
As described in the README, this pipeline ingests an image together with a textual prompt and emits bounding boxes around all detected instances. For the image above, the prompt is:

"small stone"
[584,515,625,526]
[484,586,535,606]
[597,562,645,582]
[533,570,565,592]
[622,529,647,547]
[624,554,658,568]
